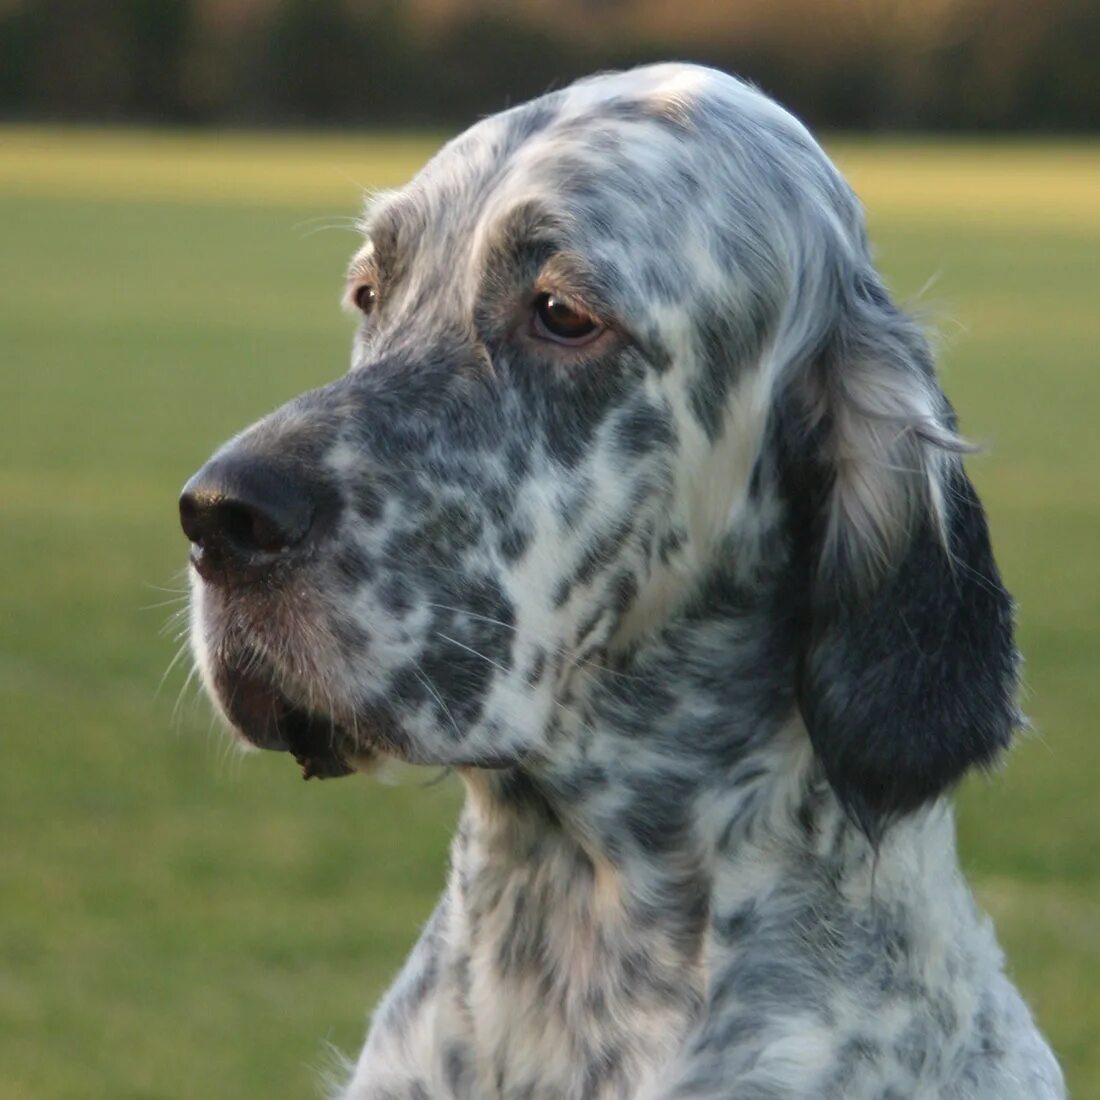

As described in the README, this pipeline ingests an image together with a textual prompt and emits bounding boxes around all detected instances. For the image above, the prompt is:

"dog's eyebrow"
[356,189,406,237]
[355,191,421,278]
[479,201,625,318]
[488,199,574,247]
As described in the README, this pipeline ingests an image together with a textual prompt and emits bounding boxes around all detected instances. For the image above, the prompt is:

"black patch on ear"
[785,436,1019,838]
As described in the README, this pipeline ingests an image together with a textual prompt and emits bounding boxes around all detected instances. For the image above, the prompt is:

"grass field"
[1,127,1097,1099]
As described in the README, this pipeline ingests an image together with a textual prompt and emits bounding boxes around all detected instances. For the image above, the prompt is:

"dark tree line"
[2,0,1097,131]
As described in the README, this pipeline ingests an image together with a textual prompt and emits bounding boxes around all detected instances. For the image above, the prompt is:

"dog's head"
[181,64,1017,831]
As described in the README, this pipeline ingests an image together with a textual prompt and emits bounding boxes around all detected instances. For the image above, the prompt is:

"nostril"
[178,492,207,546]
[215,499,301,554]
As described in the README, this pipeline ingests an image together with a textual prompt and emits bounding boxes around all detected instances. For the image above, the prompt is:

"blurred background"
[1,2,1097,1097]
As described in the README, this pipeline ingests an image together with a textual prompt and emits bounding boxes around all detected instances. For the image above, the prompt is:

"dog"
[180,63,1064,1099]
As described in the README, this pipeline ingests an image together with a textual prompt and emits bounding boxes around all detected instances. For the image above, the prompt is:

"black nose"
[179,453,316,577]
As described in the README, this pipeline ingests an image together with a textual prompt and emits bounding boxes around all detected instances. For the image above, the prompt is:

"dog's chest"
[452,830,702,1099]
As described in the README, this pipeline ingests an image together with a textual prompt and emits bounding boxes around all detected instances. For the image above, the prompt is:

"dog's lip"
[218,658,354,780]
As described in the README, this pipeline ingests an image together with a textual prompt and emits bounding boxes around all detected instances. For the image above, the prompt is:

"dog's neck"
[493,572,834,862]
[447,588,986,1096]
[456,581,866,968]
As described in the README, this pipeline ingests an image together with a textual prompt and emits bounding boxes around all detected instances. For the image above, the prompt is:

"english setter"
[180,64,1064,1099]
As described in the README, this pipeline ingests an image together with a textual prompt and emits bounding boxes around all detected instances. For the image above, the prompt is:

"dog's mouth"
[214,655,360,780]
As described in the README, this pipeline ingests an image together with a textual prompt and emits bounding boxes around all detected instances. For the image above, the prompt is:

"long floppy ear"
[780,270,1020,840]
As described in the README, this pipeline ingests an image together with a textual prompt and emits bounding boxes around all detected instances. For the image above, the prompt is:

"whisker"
[409,657,463,741]
[435,632,511,676]
[173,661,203,727]
[424,601,643,683]
[156,638,194,701]
[142,595,189,612]
[142,580,190,595]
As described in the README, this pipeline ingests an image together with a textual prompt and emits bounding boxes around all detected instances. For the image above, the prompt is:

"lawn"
[1,128,1097,1099]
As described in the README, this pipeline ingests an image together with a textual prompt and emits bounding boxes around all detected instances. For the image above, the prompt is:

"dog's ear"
[778,270,1019,840]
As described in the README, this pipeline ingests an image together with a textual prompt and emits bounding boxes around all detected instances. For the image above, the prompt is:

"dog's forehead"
[355,65,775,264]
[429,62,726,189]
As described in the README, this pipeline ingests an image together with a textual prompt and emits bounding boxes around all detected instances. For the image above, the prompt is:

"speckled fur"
[187,65,1064,1099]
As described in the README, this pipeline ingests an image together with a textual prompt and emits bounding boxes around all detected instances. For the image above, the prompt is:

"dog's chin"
[209,654,384,780]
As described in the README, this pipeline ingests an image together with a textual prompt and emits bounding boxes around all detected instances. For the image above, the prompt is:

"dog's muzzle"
[180,447,357,778]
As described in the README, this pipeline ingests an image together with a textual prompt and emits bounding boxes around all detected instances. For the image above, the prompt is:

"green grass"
[1,128,1097,1098]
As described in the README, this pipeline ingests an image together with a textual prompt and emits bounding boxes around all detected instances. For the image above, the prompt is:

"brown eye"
[533,293,603,346]
[354,284,377,315]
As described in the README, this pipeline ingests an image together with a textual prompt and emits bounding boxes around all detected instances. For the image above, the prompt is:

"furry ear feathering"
[773,256,1020,838]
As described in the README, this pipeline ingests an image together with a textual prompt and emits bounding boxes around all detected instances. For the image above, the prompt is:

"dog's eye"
[533,293,603,346]
[353,284,377,315]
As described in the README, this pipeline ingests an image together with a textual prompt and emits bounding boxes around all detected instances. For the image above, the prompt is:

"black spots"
[611,571,639,615]
[549,761,608,805]
[574,518,634,588]
[552,575,573,609]
[715,781,767,853]
[611,398,678,458]
[465,576,515,639]
[450,947,471,1013]
[414,576,515,728]
[630,870,709,945]
[579,1047,625,1100]
[582,981,610,1025]
[617,942,693,1004]
[621,778,693,857]
[534,350,640,469]
[658,526,686,564]
[385,525,431,564]
[600,94,690,130]
[543,711,564,744]
[525,648,547,687]
[503,443,531,481]
[694,1008,766,1055]
[489,769,548,816]
[712,901,758,945]
[639,261,686,308]
[420,638,492,728]
[444,1042,473,1098]
[730,956,823,1014]
[687,294,772,442]
[638,329,674,374]
[331,615,371,658]
[930,992,959,1038]
[376,468,433,514]
[332,541,375,588]
[820,1034,885,1094]
[498,521,531,563]
[388,664,431,711]
[894,1017,935,1077]
[352,479,385,523]
[387,932,440,1024]
[432,501,484,555]
[501,99,560,151]
[481,481,514,523]
[574,606,606,650]
[973,993,1004,1057]
[494,888,542,975]
[560,476,593,531]
[745,439,777,509]
[378,574,417,616]
[795,783,829,839]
